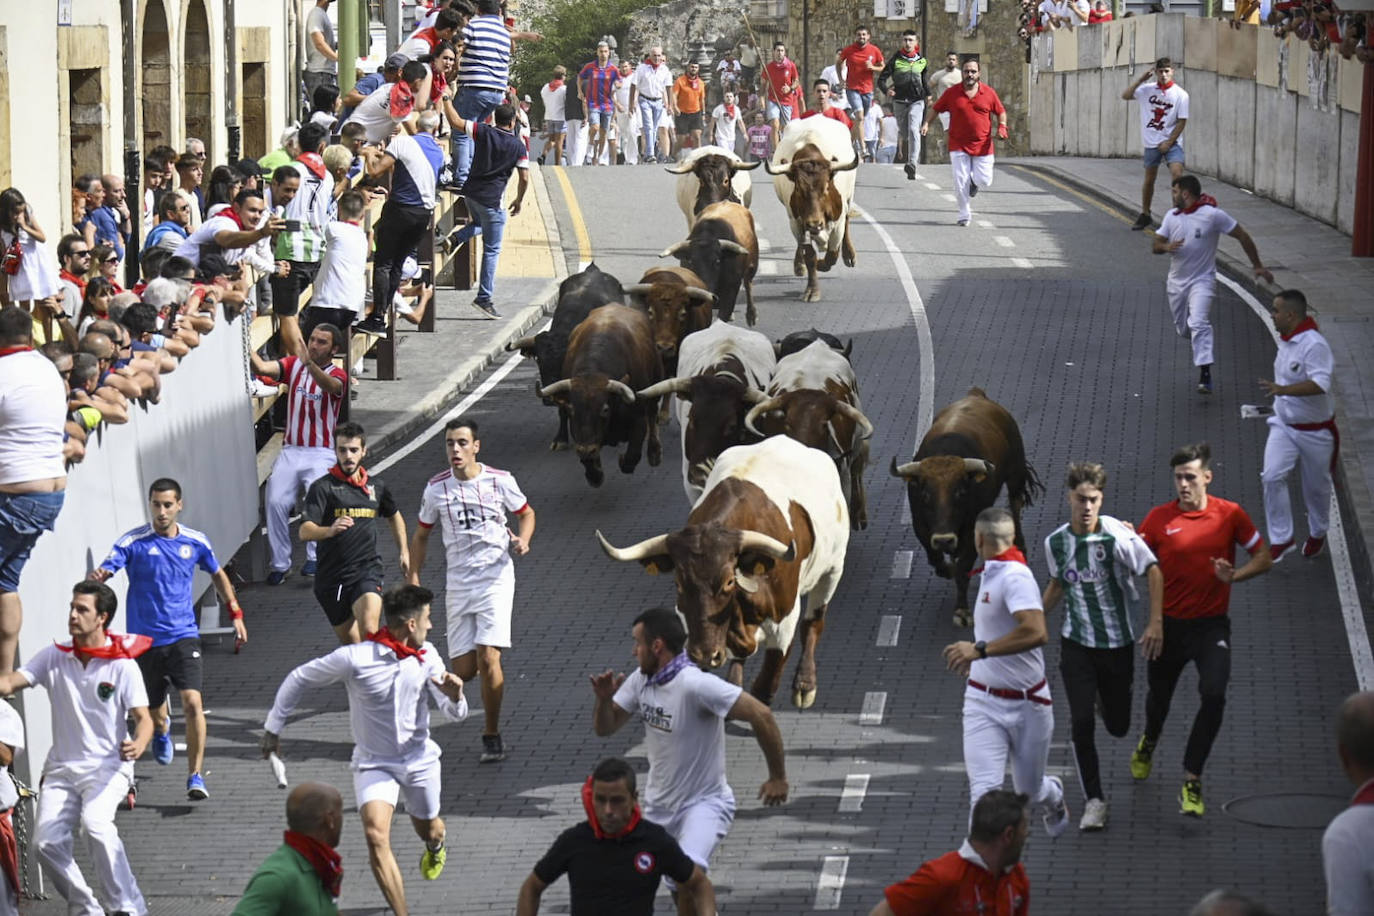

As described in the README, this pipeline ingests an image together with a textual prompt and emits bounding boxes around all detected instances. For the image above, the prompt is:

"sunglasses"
[103,257,119,265]
[71,251,91,258]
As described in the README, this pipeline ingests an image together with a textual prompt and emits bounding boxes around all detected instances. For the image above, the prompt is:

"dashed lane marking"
[900,500,911,526]
[814,856,849,910]
[923,182,940,190]
[838,774,870,813]
[877,615,902,647]
[941,193,956,203]
[860,691,888,725]
[993,236,1015,248]
[977,219,994,228]
[759,260,779,276]
[1012,257,1033,269]
[758,237,771,252]
[890,549,913,579]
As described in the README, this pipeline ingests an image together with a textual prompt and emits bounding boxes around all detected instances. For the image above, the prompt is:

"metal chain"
[11,772,45,900]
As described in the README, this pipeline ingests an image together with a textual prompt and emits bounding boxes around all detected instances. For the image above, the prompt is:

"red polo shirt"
[838,42,885,94]
[1138,495,1261,620]
[932,83,1007,157]
[884,845,1030,915]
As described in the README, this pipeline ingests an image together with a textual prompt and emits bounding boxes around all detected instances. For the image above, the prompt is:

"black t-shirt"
[533,819,696,916]
[301,470,398,583]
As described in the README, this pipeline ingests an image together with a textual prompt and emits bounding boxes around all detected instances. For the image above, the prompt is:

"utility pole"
[339,0,360,95]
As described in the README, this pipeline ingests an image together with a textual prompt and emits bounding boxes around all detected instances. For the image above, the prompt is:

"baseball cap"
[384,52,409,71]
[522,94,532,103]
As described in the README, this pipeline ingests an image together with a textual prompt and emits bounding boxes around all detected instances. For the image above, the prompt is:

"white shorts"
[445,565,515,656]
[646,792,735,883]
[353,753,443,820]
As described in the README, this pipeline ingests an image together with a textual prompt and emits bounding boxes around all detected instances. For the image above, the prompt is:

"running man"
[591,607,789,916]
[836,26,886,152]
[0,581,152,916]
[1133,443,1273,817]
[300,421,409,644]
[762,42,801,145]
[1041,462,1164,831]
[942,508,1071,837]
[90,477,247,800]
[921,58,1007,227]
[1152,175,1272,395]
[409,418,535,764]
[262,584,467,916]
[1122,58,1189,231]
[578,41,621,166]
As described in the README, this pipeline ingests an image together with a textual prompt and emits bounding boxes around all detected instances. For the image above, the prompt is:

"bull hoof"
[853,513,868,531]
[801,287,821,303]
[549,440,569,452]
[584,467,605,487]
[618,455,640,474]
[647,443,662,466]
[792,687,817,709]
[953,607,973,627]
[843,250,857,268]
[746,306,757,327]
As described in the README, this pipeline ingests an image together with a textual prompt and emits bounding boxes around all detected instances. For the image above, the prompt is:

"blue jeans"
[845,89,874,117]
[453,87,507,186]
[638,97,665,159]
[0,489,65,592]
[454,199,508,305]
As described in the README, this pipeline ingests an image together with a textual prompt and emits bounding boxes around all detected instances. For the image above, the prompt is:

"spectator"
[120,301,188,364]
[174,188,282,282]
[205,165,244,219]
[309,84,341,133]
[175,154,205,229]
[67,348,128,431]
[0,187,62,309]
[186,137,207,161]
[1323,691,1374,915]
[878,30,929,177]
[1039,0,1074,28]
[836,27,886,152]
[564,88,588,168]
[232,782,346,916]
[716,49,742,95]
[399,6,463,60]
[77,276,116,335]
[629,47,674,164]
[321,145,354,189]
[763,41,801,145]
[710,91,747,153]
[737,38,759,89]
[671,61,706,157]
[74,174,106,252]
[94,174,132,263]
[452,0,519,186]
[258,126,302,174]
[344,60,430,145]
[746,112,773,163]
[580,42,621,167]
[272,122,334,357]
[0,690,20,914]
[341,53,406,123]
[1090,0,1114,21]
[539,66,569,165]
[139,277,208,348]
[237,158,264,192]
[141,150,171,234]
[0,305,68,674]
[304,0,339,106]
[612,60,639,164]
[56,233,90,317]
[78,330,150,403]
[299,190,369,341]
[143,191,193,255]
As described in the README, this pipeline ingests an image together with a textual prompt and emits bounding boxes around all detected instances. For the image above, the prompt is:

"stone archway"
[183,0,212,159]
[141,0,173,149]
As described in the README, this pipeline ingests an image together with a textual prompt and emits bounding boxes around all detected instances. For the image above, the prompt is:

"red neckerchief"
[132,279,148,296]
[328,464,370,490]
[581,775,643,839]
[0,346,32,358]
[547,78,564,92]
[54,632,153,662]
[367,628,426,661]
[221,207,245,229]
[1174,193,1218,216]
[1156,79,1175,91]
[969,546,1028,578]
[415,26,438,49]
[283,831,343,899]
[296,153,327,180]
[431,70,448,102]
[389,81,416,119]
[724,104,737,118]
[1352,777,1374,806]
[61,270,87,294]
[900,49,921,59]
[683,74,701,90]
[1280,316,1319,342]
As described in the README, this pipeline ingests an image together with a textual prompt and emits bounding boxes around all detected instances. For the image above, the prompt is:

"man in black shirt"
[517,758,715,916]
[300,421,410,643]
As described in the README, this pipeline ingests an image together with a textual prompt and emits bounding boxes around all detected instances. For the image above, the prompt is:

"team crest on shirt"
[634,851,655,874]
[981,592,990,603]
[1091,544,1107,562]
[179,545,193,559]
[97,682,115,701]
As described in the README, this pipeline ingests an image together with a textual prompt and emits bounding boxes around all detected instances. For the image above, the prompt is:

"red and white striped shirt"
[280,355,347,448]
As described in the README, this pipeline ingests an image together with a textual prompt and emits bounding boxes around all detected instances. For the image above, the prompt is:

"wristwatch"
[974,640,988,659]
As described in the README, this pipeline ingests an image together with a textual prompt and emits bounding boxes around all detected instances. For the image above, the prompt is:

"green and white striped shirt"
[1044,515,1157,649]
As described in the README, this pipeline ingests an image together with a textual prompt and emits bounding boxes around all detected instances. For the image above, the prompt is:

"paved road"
[27,158,1362,914]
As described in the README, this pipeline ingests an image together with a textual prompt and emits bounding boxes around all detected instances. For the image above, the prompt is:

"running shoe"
[355,315,390,338]
[124,779,138,811]
[968,180,979,198]
[904,161,916,180]
[152,729,174,765]
[266,570,287,586]
[1180,778,1205,817]
[301,559,317,577]
[956,218,969,227]
[1302,535,1327,558]
[1197,380,1213,396]
[471,300,501,320]
[1042,776,1070,838]
[1080,798,1108,831]
[1130,735,1156,780]
[421,843,447,879]
[480,734,507,763]
[1269,539,1296,563]
[1131,212,1153,231]
[187,773,209,801]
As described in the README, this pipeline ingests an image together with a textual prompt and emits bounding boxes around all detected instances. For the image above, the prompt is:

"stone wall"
[626,0,750,71]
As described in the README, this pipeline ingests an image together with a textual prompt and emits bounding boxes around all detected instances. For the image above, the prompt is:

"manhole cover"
[1222,792,1348,829]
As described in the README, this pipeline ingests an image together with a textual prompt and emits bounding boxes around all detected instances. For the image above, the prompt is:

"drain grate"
[1222,792,1348,829]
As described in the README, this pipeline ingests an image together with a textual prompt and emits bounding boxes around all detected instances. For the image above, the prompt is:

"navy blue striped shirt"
[459,15,512,91]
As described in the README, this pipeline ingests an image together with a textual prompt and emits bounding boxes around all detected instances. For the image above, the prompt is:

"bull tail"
[1020,460,1046,508]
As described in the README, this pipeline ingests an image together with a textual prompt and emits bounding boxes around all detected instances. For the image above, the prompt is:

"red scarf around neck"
[1352,777,1374,807]
[389,81,416,120]
[724,104,737,118]
[547,78,564,92]
[581,775,643,839]
[1280,316,1319,342]
[296,152,327,180]
[1156,79,1175,90]
[969,546,1028,578]
[54,632,152,662]
[0,346,32,358]
[283,831,344,898]
[328,464,370,490]
[1175,193,1218,216]
[367,628,426,661]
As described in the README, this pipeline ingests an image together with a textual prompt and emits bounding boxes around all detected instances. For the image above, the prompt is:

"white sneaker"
[1043,776,1070,838]
[250,380,279,398]
[1079,797,1108,831]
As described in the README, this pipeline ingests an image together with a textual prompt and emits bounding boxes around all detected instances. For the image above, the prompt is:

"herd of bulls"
[505,117,1045,708]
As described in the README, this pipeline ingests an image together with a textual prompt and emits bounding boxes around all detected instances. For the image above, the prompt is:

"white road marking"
[911,173,925,181]
[1217,273,1373,689]
[900,500,911,526]
[941,193,956,203]
[877,615,902,647]
[838,774,870,813]
[860,691,888,725]
[993,236,1015,248]
[891,549,913,579]
[577,260,590,272]
[977,220,994,228]
[758,260,779,276]
[1012,257,1033,269]
[814,856,849,910]
[758,237,771,252]
[923,182,940,190]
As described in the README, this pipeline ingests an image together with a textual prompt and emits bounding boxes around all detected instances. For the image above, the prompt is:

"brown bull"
[661,201,760,326]
[623,267,716,379]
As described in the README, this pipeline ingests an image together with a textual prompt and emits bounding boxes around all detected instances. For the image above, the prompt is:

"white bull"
[667,145,759,229]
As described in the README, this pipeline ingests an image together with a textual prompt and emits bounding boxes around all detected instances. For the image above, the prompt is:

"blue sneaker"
[301,559,317,577]
[266,570,287,586]
[187,773,209,800]
[152,729,173,765]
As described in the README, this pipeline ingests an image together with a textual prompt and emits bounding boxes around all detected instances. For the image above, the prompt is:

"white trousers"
[962,687,1062,821]
[1262,417,1334,544]
[1168,281,1215,367]
[265,444,335,572]
[950,151,995,222]
[34,768,145,916]
[615,111,639,163]
[564,120,588,166]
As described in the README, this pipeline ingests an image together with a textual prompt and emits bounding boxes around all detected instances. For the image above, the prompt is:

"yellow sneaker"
[420,844,446,880]
[1129,735,1155,781]
[1180,779,1205,817]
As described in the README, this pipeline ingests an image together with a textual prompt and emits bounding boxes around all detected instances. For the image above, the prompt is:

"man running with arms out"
[1123,58,1189,231]
[922,58,1007,227]
[0,581,152,916]
[262,585,467,916]
[942,508,1071,838]
[516,757,716,915]
[1153,175,1272,396]
[90,477,247,801]
[590,607,789,916]
[1042,462,1164,831]
[300,421,409,644]
[1133,443,1273,817]
[409,418,534,764]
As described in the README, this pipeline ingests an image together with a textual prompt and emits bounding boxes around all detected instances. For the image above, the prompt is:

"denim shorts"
[1143,143,1185,168]
[765,100,794,123]
[0,489,65,593]
[845,89,874,116]
[588,108,613,130]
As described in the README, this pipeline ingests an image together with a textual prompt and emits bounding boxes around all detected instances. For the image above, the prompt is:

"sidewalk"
[1004,156,1374,604]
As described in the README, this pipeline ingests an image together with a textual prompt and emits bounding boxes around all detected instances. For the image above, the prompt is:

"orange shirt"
[884,846,1030,916]
[672,75,705,114]
[1138,495,1260,619]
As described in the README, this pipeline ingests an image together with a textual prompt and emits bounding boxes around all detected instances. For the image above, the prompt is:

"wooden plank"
[348,330,377,367]
[251,389,283,422]
[250,314,276,350]
[256,432,284,486]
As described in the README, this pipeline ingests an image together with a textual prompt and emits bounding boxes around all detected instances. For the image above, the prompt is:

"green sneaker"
[1180,779,1205,817]
[420,843,446,880]
[1129,735,1155,780]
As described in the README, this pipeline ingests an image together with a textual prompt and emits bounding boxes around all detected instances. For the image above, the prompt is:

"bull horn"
[607,379,637,404]
[890,457,922,478]
[717,240,749,255]
[637,376,694,400]
[832,156,861,172]
[597,529,671,562]
[685,286,717,304]
[537,379,572,398]
[762,159,792,176]
[664,161,694,174]
[743,396,785,438]
[964,458,995,475]
[738,530,796,562]
[624,283,655,296]
[730,159,762,171]
[659,240,690,259]
[742,387,769,405]
[834,401,875,440]
[506,336,537,352]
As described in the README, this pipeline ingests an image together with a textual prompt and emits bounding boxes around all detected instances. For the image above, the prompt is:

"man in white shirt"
[1123,58,1190,231]
[1323,691,1374,916]
[591,607,789,915]
[613,60,640,164]
[0,581,153,916]
[343,61,431,145]
[173,189,283,279]
[1259,289,1338,562]
[710,92,747,153]
[629,47,674,163]
[539,66,569,165]
[262,584,467,914]
[408,418,535,764]
[942,508,1071,836]
[301,190,370,339]
[1153,175,1272,395]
